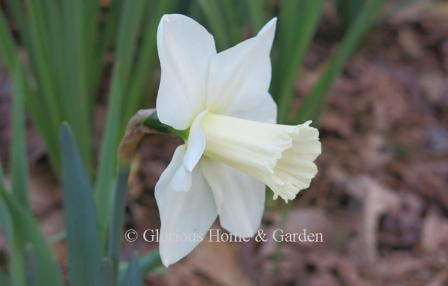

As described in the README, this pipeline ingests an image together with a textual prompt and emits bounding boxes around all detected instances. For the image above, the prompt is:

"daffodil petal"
[155,147,217,266]
[156,14,217,130]
[206,18,277,123]
[202,114,321,202]
[183,111,207,172]
[169,164,191,193]
[201,159,265,237]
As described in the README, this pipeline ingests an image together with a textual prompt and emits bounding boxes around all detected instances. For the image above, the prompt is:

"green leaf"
[295,0,385,124]
[334,0,366,30]
[22,0,62,171]
[0,195,12,245]
[0,168,11,243]
[24,0,61,129]
[0,271,10,286]
[24,244,37,286]
[10,67,29,207]
[95,0,147,250]
[0,9,18,71]
[0,198,12,285]
[0,10,60,172]
[247,0,265,31]
[0,161,5,190]
[60,0,94,173]
[139,250,162,275]
[100,0,122,56]
[120,253,143,286]
[0,191,63,286]
[122,0,173,129]
[107,166,130,283]
[197,0,232,49]
[119,250,162,277]
[274,0,325,123]
[96,258,114,286]
[220,0,241,44]
[60,124,101,286]
[4,0,29,47]
[144,111,188,141]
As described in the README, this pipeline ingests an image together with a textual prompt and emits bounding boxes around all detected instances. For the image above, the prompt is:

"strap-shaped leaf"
[274,0,325,123]
[11,67,29,206]
[295,0,385,123]
[95,0,147,249]
[96,257,114,286]
[140,250,162,275]
[60,124,101,286]
[118,250,162,279]
[0,271,10,286]
[0,162,5,190]
[120,253,143,286]
[0,192,12,245]
[0,169,12,245]
[0,191,63,286]
[107,166,130,283]
[122,0,173,129]
[24,244,37,286]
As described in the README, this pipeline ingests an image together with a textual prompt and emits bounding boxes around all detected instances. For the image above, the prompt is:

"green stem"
[144,112,188,141]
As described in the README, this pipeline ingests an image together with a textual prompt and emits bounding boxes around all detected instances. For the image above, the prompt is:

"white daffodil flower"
[154,14,321,266]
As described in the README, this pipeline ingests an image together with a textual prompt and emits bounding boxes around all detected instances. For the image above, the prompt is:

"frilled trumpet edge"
[201,114,321,202]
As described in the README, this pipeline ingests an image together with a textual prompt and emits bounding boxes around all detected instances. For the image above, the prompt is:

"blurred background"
[0,0,448,285]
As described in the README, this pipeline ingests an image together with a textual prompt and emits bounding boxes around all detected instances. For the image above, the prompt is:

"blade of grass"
[0,271,10,286]
[24,0,60,126]
[0,191,63,286]
[220,0,241,43]
[273,0,386,276]
[0,160,5,190]
[139,251,162,274]
[120,253,143,286]
[334,0,366,30]
[100,0,123,56]
[40,0,66,141]
[107,165,130,284]
[23,79,61,173]
[197,0,230,49]
[23,0,62,170]
[274,0,325,123]
[96,0,122,100]
[60,124,101,286]
[95,0,147,250]
[272,200,293,277]
[96,258,114,286]
[295,0,385,124]
[272,0,301,87]
[4,0,29,46]
[119,251,162,278]
[10,67,29,207]
[0,8,60,171]
[0,9,17,71]
[122,0,173,129]
[24,244,36,286]
[247,0,265,31]
[41,0,63,75]
[266,0,324,209]
[0,186,12,245]
[61,0,93,172]
[48,230,66,244]
[83,0,100,97]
